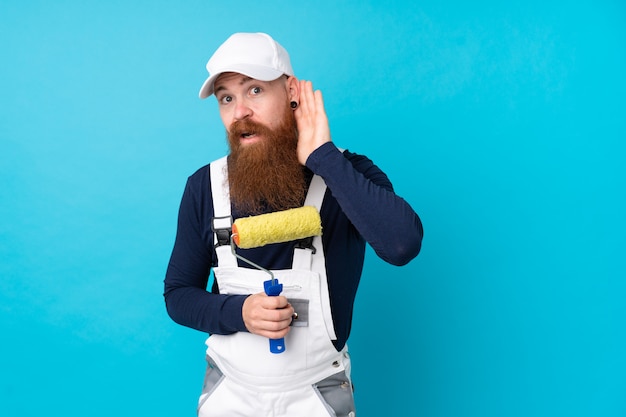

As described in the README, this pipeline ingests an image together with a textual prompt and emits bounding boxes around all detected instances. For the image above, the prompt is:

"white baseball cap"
[198,32,294,99]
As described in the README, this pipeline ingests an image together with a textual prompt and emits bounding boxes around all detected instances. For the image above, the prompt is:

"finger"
[265,304,295,322]
[261,295,289,309]
[297,80,307,114]
[245,314,292,336]
[242,293,284,322]
[299,80,313,114]
[314,89,325,113]
[258,316,292,330]
[256,325,291,339]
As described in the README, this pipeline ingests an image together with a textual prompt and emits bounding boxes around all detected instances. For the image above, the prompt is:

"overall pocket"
[312,370,356,417]
[197,356,225,412]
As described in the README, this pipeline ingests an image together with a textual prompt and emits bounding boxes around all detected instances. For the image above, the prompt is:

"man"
[164,32,423,417]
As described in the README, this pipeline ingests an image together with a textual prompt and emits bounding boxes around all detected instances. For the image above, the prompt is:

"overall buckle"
[211,216,232,247]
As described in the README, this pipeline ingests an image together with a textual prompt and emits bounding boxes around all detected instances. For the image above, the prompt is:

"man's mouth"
[230,120,266,145]
[240,131,262,144]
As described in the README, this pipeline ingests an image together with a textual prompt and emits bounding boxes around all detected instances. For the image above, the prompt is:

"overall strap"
[210,156,230,220]
[291,175,326,270]
[293,174,337,340]
[210,156,237,267]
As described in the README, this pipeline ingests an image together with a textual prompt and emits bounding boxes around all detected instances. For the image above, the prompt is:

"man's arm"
[295,81,423,265]
[308,143,423,265]
[163,173,248,334]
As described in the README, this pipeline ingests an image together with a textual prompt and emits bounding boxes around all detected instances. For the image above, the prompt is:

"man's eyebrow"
[214,76,254,94]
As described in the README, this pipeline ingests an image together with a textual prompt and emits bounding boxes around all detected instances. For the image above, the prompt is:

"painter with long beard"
[164,33,423,417]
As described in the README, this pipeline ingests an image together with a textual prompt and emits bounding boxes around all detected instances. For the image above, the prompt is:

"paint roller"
[232,205,322,249]
[229,205,322,354]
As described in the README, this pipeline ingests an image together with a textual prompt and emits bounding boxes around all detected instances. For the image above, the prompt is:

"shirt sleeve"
[305,142,423,265]
[163,172,248,335]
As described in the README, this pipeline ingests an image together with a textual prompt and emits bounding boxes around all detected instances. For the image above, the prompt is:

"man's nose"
[233,99,252,121]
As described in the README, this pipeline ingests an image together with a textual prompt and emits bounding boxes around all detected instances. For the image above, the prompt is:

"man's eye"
[220,96,232,104]
[251,86,262,95]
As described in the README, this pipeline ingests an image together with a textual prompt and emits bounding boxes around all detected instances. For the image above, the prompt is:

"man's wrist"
[305,141,339,171]
[222,294,249,332]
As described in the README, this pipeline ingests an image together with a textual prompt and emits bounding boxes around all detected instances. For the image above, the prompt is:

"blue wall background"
[1,1,624,416]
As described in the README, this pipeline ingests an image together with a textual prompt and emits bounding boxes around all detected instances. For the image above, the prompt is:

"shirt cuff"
[305,142,343,172]
[221,294,250,333]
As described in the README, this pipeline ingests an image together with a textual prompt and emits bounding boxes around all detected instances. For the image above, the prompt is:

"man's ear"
[286,76,300,103]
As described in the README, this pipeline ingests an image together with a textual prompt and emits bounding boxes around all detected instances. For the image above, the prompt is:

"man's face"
[214,72,291,145]
[213,72,306,215]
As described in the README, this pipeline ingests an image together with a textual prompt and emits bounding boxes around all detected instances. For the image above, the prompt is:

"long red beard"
[226,107,306,215]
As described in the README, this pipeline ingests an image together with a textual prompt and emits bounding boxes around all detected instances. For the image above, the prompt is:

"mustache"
[229,119,273,139]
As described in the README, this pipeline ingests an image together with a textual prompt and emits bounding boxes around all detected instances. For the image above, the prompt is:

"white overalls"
[197,156,356,417]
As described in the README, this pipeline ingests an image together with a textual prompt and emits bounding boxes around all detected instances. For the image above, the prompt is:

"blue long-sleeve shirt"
[164,142,423,351]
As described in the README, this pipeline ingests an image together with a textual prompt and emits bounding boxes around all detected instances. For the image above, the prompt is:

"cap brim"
[198,75,218,99]
[198,64,286,99]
